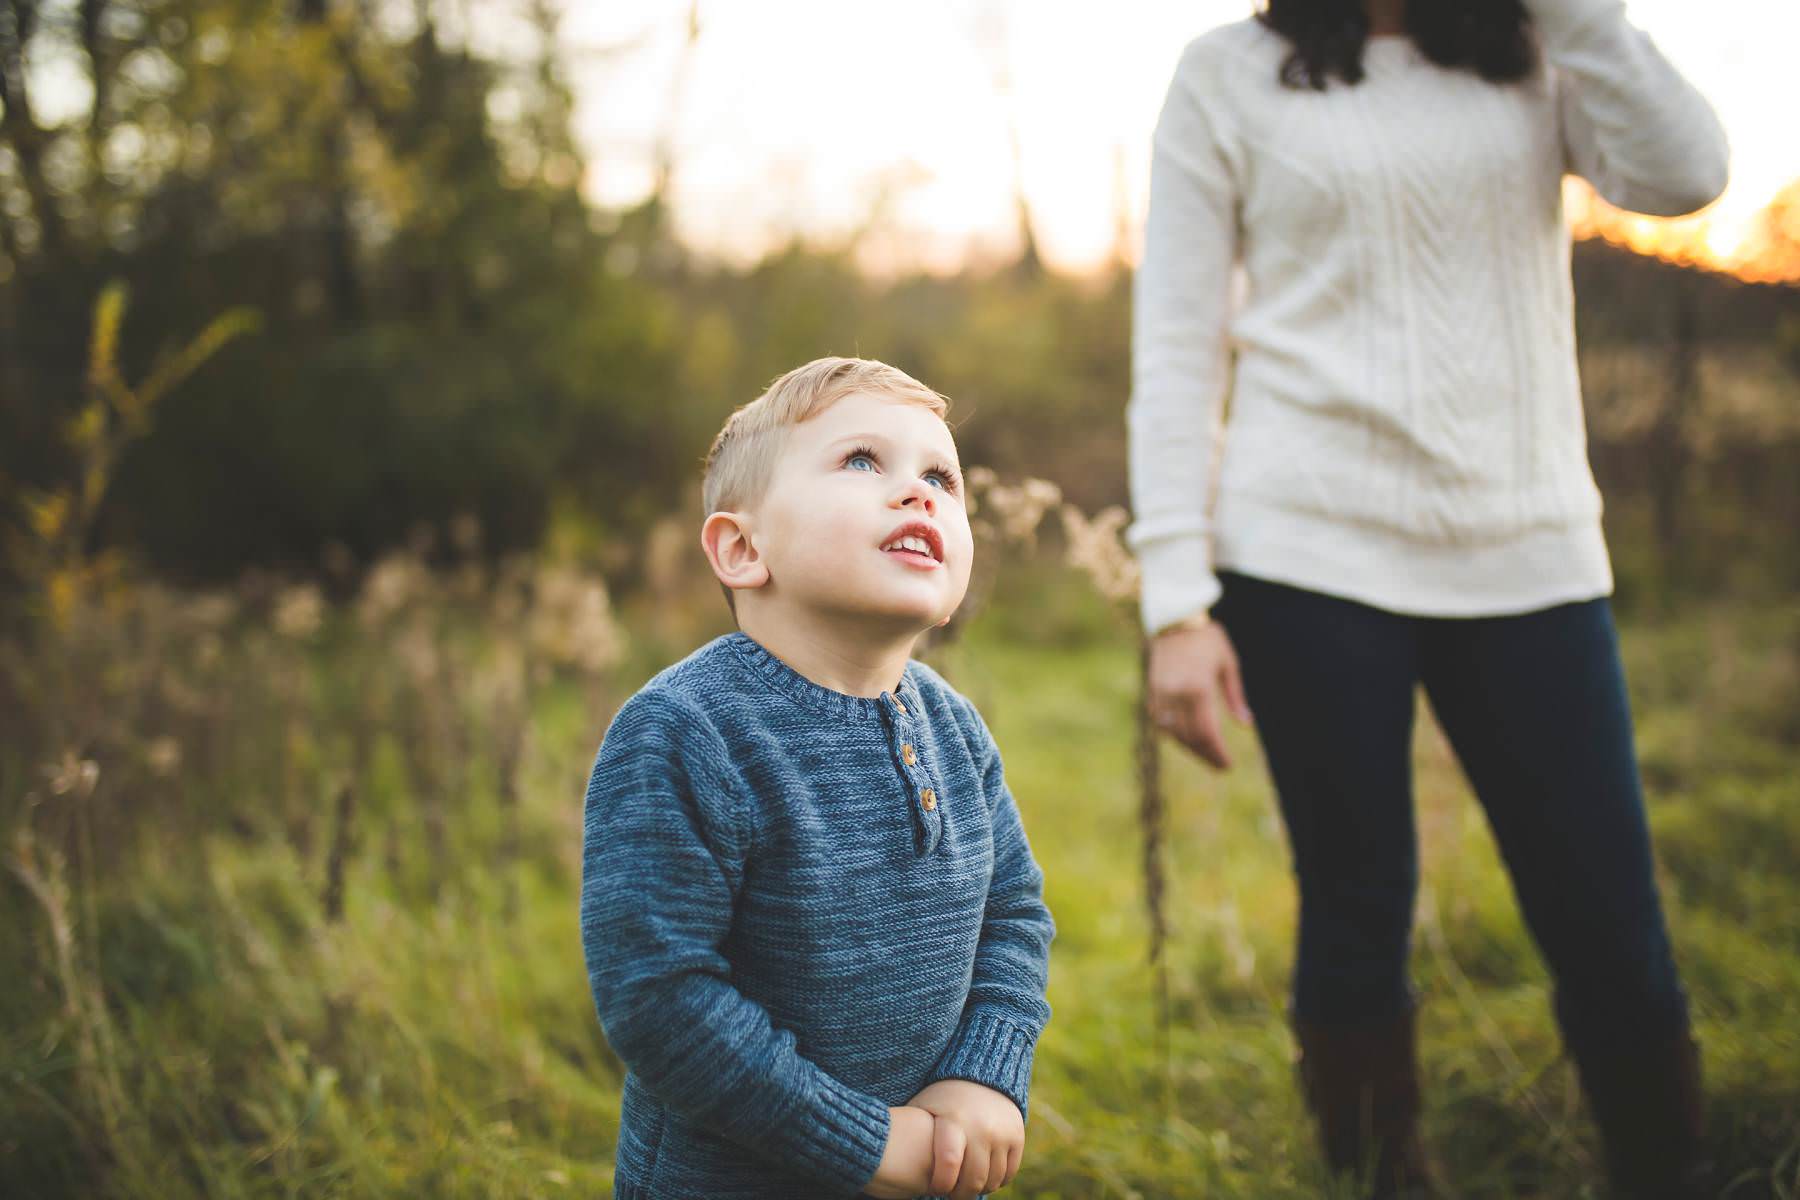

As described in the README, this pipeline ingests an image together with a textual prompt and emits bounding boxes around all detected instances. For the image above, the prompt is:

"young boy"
[581,356,1055,1199]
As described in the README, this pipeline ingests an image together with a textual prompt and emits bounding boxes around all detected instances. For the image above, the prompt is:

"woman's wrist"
[1153,610,1213,639]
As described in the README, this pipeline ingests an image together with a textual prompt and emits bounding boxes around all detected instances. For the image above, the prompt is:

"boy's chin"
[832,594,958,632]
[862,606,951,632]
[780,576,964,632]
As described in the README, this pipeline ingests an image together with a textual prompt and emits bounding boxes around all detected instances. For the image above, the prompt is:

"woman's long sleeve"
[1127,44,1241,636]
[1529,0,1729,216]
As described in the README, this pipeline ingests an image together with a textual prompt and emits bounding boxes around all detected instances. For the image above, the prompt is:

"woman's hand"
[1148,618,1253,769]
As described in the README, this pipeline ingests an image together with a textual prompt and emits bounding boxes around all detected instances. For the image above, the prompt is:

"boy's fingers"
[988,1145,1009,1192]
[930,1117,966,1196]
[950,1165,993,1200]
[1003,1142,1021,1187]
[949,1135,991,1200]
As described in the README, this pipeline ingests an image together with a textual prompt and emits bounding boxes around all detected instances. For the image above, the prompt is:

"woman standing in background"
[1128,0,1727,1196]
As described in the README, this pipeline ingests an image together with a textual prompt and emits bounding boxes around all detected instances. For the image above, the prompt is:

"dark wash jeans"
[1211,569,1690,1049]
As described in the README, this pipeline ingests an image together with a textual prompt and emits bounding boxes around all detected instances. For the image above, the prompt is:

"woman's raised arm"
[1531,0,1729,216]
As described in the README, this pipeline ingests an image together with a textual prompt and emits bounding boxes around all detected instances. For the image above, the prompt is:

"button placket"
[880,686,941,856]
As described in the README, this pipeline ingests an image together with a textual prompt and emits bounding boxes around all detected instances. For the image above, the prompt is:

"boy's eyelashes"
[840,443,962,495]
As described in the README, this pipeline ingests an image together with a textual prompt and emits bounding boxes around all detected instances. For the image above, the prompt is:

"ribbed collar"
[725,632,916,724]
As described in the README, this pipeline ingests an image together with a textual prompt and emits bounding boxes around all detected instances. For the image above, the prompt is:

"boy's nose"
[895,479,937,514]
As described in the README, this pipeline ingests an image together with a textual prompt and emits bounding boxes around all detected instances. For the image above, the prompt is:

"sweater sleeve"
[925,699,1055,1120]
[580,689,891,1194]
[1127,39,1241,636]
[1529,0,1729,216]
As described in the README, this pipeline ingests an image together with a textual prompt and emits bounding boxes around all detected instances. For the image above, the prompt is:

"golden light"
[563,3,1800,287]
[1566,179,1800,286]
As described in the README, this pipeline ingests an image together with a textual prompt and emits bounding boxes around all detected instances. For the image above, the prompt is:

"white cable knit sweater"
[1127,0,1729,633]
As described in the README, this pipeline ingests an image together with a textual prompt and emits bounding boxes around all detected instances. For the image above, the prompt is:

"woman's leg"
[1416,597,1687,1041]
[1214,570,1435,1195]
[1416,597,1702,1196]
[1215,570,1425,1024]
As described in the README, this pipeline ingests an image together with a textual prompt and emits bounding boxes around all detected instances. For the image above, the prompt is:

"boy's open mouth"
[879,521,944,566]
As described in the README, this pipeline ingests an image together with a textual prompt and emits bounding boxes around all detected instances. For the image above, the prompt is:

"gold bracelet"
[1155,611,1212,637]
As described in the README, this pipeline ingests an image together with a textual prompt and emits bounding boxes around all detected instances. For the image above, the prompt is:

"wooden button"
[901,744,916,765]
[894,700,907,715]
[920,788,936,811]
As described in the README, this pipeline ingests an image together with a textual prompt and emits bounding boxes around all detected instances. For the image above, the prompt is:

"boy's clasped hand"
[868,1081,1025,1199]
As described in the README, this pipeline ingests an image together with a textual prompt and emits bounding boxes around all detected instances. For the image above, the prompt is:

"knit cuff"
[768,1070,892,1194]
[1134,530,1223,637]
[1521,0,1625,47]
[928,1009,1040,1121]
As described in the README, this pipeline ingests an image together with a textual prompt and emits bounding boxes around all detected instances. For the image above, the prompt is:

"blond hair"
[702,357,951,618]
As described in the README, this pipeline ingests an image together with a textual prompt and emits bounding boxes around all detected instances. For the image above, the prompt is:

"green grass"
[3,566,1796,1198]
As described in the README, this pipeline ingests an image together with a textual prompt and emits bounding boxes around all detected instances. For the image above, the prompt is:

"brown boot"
[1562,1021,1709,1200]
[1293,1005,1439,1199]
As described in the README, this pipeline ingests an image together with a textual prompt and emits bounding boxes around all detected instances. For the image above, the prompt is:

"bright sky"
[562,0,1798,274]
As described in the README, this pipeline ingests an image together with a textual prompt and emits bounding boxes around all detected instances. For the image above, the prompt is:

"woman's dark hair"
[1258,0,1537,89]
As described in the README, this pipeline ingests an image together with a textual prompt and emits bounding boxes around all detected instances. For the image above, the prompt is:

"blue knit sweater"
[580,632,1056,1199]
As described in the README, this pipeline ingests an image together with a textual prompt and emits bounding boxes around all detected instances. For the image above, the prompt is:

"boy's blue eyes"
[844,449,958,492]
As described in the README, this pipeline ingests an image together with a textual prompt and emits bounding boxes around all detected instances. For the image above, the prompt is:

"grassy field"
[3,553,1797,1199]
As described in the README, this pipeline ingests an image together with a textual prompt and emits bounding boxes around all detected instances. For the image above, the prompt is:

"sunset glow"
[1567,180,1800,284]
[564,1,1799,285]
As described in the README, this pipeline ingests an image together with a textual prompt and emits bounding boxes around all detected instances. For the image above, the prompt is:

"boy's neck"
[736,609,921,700]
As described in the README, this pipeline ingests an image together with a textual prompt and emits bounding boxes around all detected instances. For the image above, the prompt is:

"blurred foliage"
[4,2,1793,612]
[6,279,257,632]
[1,0,690,584]
[1,3,1796,1196]
[1,529,1795,1197]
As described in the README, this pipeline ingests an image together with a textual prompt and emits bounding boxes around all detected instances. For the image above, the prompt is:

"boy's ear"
[700,511,770,592]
